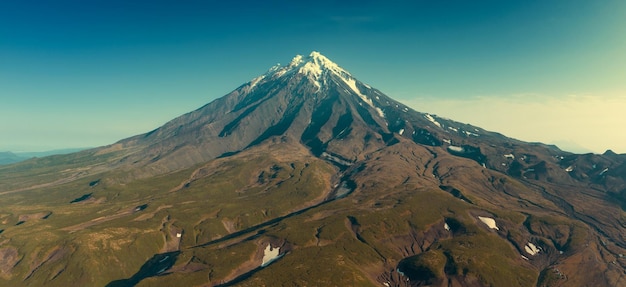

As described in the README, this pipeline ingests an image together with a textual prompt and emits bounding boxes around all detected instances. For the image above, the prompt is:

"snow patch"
[299,62,323,89]
[424,114,441,128]
[448,126,458,132]
[463,130,479,137]
[478,216,499,230]
[309,51,344,73]
[504,154,515,159]
[444,222,450,231]
[332,181,354,199]
[244,75,265,93]
[525,242,541,255]
[443,139,451,144]
[261,244,281,267]
[448,145,465,153]
[599,168,609,176]
[289,55,304,67]
[300,61,322,78]
[322,152,352,167]
[341,76,384,118]
[273,69,287,78]
[398,129,405,135]
[565,166,574,172]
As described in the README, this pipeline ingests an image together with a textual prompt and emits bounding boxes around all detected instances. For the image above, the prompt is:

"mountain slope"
[0,52,624,287]
[110,52,396,174]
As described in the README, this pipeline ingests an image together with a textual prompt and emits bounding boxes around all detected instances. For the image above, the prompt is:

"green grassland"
[1,145,596,287]
[0,150,339,286]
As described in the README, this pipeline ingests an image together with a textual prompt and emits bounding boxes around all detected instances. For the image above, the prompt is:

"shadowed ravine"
[105,251,180,287]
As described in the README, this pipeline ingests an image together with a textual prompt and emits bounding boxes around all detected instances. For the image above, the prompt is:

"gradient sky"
[1,0,625,153]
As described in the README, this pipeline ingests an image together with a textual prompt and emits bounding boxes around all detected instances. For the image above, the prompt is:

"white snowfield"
[253,51,386,118]
[261,244,281,267]
[342,76,385,118]
[478,216,499,230]
[599,168,609,176]
[448,145,465,153]
[424,114,442,128]
[245,75,265,92]
[525,242,541,255]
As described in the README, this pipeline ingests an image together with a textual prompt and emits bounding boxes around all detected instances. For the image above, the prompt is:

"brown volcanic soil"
[0,247,20,279]
[1,53,624,287]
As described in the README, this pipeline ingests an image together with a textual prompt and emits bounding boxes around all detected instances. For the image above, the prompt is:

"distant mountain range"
[0,148,88,165]
[0,152,23,165]
[0,52,624,287]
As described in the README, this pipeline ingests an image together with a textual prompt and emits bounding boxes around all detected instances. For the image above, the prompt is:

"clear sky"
[1,0,625,153]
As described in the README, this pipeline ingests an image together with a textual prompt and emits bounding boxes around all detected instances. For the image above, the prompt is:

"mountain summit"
[113,52,471,176]
[269,51,354,82]
[113,51,398,174]
[0,52,625,287]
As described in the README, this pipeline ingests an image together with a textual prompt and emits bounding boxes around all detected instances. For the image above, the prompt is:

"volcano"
[0,52,624,287]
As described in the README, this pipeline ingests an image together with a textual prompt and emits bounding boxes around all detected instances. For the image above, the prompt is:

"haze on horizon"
[1,0,625,154]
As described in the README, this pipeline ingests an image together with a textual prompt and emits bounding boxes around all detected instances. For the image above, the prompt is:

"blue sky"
[1,0,625,153]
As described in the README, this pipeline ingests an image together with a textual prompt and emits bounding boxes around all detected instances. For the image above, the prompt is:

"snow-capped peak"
[309,51,324,59]
[246,52,384,118]
[307,51,349,76]
[279,51,351,81]
[289,55,304,67]
[268,51,352,81]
